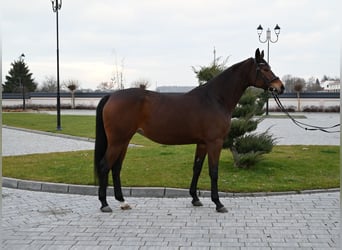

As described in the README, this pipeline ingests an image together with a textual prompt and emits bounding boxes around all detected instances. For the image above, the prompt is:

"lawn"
[2,112,340,192]
[3,112,97,139]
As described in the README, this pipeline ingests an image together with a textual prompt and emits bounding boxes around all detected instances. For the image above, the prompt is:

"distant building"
[155,86,196,93]
[321,80,340,92]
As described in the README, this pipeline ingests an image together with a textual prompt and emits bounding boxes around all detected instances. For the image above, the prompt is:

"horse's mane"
[188,57,253,94]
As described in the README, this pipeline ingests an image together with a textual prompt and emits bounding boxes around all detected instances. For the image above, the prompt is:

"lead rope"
[271,92,340,133]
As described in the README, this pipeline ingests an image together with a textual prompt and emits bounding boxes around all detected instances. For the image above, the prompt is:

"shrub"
[230,131,276,168]
[223,88,276,169]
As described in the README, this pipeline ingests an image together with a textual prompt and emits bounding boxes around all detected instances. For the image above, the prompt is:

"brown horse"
[94,48,284,213]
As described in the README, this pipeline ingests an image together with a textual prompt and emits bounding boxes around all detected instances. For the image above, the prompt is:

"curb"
[2,177,339,198]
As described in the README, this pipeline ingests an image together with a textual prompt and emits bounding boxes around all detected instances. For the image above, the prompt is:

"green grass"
[2,112,340,192]
[2,145,339,192]
[3,112,96,138]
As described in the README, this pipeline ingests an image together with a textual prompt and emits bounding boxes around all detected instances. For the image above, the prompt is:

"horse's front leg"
[190,144,207,207]
[207,140,228,213]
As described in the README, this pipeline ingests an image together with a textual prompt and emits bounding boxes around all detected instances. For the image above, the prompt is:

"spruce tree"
[3,59,37,93]
[223,89,275,168]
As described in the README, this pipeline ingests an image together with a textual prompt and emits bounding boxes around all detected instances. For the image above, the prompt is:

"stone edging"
[2,177,339,198]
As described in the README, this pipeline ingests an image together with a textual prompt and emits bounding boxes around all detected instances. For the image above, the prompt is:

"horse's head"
[253,48,284,95]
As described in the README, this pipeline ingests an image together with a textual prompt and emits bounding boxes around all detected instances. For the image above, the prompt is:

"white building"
[321,80,340,92]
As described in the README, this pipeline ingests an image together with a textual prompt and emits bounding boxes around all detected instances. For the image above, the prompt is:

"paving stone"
[17,180,42,191]
[2,177,18,188]
[164,187,189,197]
[42,182,69,193]
[2,188,339,249]
[68,184,98,196]
[131,187,165,197]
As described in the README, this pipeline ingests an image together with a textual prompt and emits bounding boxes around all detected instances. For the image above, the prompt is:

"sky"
[2,0,340,90]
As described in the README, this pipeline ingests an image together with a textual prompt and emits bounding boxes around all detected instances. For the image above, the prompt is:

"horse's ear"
[261,50,264,59]
[255,48,260,60]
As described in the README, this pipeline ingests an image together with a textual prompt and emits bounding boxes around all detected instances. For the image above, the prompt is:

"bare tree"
[39,75,57,92]
[111,53,125,90]
[64,79,80,109]
[131,78,150,89]
[282,74,306,93]
[294,80,304,111]
[97,81,114,91]
[306,77,323,92]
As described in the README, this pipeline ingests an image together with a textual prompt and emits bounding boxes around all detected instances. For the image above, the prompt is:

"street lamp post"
[51,0,62,130]
[19,53,26,110]
[257,24,281,115]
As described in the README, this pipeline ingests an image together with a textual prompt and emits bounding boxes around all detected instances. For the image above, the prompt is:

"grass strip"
[3,145,339,192]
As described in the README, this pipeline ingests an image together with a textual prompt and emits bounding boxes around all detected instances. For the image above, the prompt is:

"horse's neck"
[208,58,253,112]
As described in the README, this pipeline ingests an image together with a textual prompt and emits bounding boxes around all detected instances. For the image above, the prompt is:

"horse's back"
[104,88,189,114]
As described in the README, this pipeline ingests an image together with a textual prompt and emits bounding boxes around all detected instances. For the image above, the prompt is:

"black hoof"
[100,206,113,213]
[216,206,228,213]
[192,200,203,207]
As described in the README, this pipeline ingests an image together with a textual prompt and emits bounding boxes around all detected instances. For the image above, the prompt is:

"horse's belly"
[137,125,201,145]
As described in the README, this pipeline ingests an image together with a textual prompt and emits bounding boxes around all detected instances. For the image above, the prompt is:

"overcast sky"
[2,0,340,90]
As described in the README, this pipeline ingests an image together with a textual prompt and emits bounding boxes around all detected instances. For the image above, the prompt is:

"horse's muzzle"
[268,85,284,95]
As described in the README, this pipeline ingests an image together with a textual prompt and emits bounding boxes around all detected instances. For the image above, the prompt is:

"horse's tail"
[94,94,110,184]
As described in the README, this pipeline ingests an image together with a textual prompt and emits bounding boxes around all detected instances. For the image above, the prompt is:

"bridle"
[254,60,280,92]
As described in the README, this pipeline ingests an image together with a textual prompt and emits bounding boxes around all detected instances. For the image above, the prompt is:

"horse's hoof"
[216,206,228,213]
[120,203,132,210]
[192,200,203,207]
[100,206,113,213]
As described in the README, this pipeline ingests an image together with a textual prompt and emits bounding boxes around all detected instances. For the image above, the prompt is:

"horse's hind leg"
[111,142,131,210]
[190,144,207,207]
[98,143,127,212]
[98,159,112,212]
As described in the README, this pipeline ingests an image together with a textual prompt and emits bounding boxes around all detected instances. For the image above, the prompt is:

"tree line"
[282,74,340,93]
[3,58,339,93]
[2,59,150,93]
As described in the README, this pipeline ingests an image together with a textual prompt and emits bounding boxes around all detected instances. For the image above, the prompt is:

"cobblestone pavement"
[2,188,339,250]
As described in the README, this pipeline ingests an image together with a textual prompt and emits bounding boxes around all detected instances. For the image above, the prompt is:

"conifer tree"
[222,89,275,168]
[3,59,37,93]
